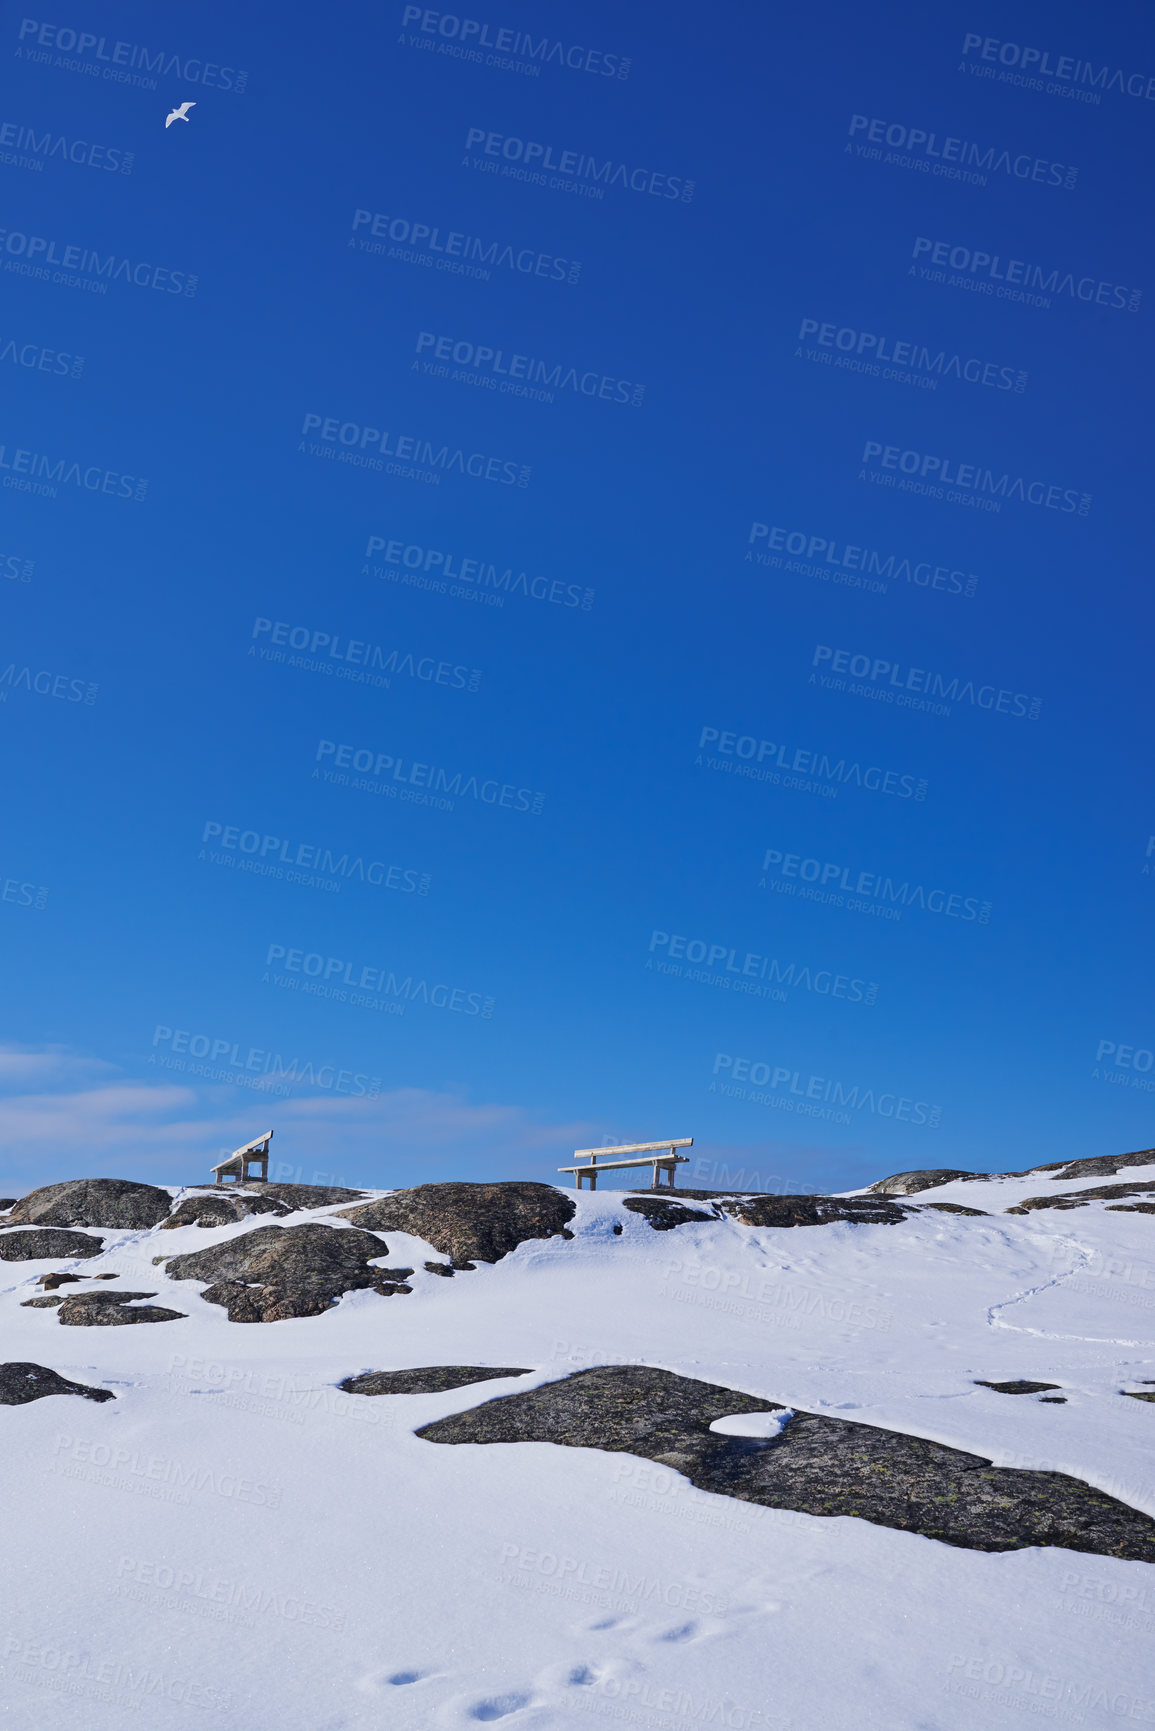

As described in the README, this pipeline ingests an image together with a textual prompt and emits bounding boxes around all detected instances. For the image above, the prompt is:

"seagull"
[165,102,195,128]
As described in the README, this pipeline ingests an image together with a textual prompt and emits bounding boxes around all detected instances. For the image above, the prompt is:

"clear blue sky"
[1,0,1152,1197]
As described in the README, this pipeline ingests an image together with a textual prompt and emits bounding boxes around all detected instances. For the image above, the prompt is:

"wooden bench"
[211,1130,274,1186]
[558,1139,693,1192]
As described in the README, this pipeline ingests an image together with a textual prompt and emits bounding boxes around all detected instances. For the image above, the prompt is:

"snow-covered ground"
[2,1165,1153,1730]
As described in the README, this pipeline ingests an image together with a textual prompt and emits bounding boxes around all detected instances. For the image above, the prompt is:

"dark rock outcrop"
[57,1291,186,1326]
[161,1193,290,1230]
[201,1182,366,1209]
[622,1197,714,1231]
[163,1222,399,1321]
[39,1271,117,1289]
[921,1203,987,1216]
[1007,1180,1155,1214]
[341,1366,533,1396]
[424,1261,454,1277]
[418,1365,1155,1563]
[2,1178,172,1230]
[0,1229,104,1260]
[721,1194,909,1229]
[975,1380,1062,1395]
[0,1361,115,1404]
[0,1199,15,1212]
[870,1169,974,1196]
[1046,1149,1155,1182]
[335,1182,575,1266]
[21,1296,64,1309]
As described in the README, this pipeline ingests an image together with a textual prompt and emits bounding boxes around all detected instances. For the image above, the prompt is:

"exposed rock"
[0,1361,115,1404]
[1123,1392,1155,1404]
[952,1150,1155,1186]
[424,1261,454,1277]
[622,1197,714,1231]
[1107,1203,1155,1214]
[163,1223,398,1322]
[1008,1180,1155,1214]
[188,1182,367,1209]
[1046,1149,1155,1182]
[870,1169,974,1196]
[57,1291,186,1326]
[21,1296,64,1309]
[975,1380,1062,1395]
[921,1203,987,1216]
[720,1194,909,1229]
[418,1365,1155,1563]
[161,1193,290,1230]
[335,1181,575,1266]
[0,1229,104,1261]
[39,1271,117,1289]
[0,1199,15,1212]
[374,1279,414,1296]
[620,1188,762,1201]
[341,1366,533,1396]
[2,1178,172,1230]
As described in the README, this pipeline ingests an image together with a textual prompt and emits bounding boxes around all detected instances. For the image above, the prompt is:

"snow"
[707,1411,792,1438]
[1,1169,1152,1729]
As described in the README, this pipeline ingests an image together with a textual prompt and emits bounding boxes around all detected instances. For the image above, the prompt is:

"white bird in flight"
[165,102,195,128]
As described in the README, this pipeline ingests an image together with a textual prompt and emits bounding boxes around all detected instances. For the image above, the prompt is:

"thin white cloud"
[0,1045,596,1192]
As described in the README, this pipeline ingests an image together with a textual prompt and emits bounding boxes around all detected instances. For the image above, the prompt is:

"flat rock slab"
[418,1366,1155,1564]
[161,1194,290,1230]
[335,1182,575,1266]
[341,1366,533,1396]
[920,1203,987,1216]
[0,1228,104,1260]
[164,1222,399,1322]
[0,1361,115,1404]
[721,1194,909,1228]
[3,1178,172,1230]
[622,1197,714,1231]
[55,1290,186,1326]
[975,1380,1062,1395]
[869,1169,974,1196]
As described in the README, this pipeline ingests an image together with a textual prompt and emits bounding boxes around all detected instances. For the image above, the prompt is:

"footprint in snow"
[353,1665,434,1694]
[465,1691,532,1721]
[656,1620,699,1642]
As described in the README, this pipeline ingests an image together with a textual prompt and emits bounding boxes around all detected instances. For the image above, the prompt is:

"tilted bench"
[558,1139,692,1192]
[211,1130,273,1186]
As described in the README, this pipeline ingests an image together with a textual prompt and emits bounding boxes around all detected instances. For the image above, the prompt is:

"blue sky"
[1,0,1152,1197]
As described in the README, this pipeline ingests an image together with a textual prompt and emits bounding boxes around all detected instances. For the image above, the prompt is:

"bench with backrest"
[211,1130,274,1186]
[557,1139,692,1192]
